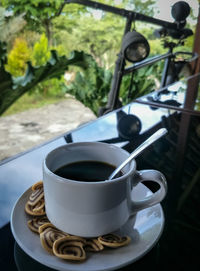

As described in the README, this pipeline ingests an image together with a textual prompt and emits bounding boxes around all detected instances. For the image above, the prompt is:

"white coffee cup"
[43,142,167,237]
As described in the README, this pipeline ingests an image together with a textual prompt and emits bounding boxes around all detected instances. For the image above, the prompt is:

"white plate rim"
[11,183,165,271]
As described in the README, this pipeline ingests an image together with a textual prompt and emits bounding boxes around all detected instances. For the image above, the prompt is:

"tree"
[2,0,157,57]
[0,7,26,44]
[53,0,156,69]
[54,12,124,68]
[2,0,66,46]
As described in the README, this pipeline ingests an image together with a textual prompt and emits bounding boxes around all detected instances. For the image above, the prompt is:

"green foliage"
[32,33,50,66]
[183,25,196,51]
[64,55,162,115]
[19,30,41,48]
[94,0,156,15]
[2,92,66,116]
[120,63,161,105]
[2,0,68,45]
[0,7,26,43]
[1,0,198,116]
[5,33,65,98]
[30,34,68,97]
[53,8,124,68]
[123,0,156,16]
[2,0,61,21]
[0,50,92,115]
[31,77,66,97]
[65,56,113,115]
[149,39,166,56]
[5,38,31,76]
[53,0,157,69]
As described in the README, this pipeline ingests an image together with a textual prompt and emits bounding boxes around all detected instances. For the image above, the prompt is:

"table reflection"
[65,102,171,149]
[136,73,200,115]
[14,242,55,271]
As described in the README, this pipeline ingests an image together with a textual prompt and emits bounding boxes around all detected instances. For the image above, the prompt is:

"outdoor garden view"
[0,0,198,117]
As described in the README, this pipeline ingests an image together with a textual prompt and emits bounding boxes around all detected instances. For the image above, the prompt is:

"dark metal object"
[171,1,190,22]
[136,96,200,117]
[65,0,185,30]
[65,0,193,114]
[161,50,173,88]
[124,51,197,76]
[64,2,200,187]
[102,16,134,115]
[121,31,150,62]
[123,52,172,75]
[116,111,142,140]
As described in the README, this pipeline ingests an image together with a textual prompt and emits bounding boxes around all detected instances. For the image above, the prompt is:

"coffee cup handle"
[130,169,167,214]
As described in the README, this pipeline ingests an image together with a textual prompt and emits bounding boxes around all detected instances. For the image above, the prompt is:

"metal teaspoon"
[108,128,168,180]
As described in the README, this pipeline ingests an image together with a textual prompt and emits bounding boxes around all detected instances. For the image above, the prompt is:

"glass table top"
[0,88,200,270]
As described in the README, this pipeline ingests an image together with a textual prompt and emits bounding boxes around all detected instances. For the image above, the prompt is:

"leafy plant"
[120,64,161,105]
[5,38,32,76]
[64,55,163,115]
[64,56,113,115]
[32,33,50,66]
[0,47,92,115]
[30,33,67,97]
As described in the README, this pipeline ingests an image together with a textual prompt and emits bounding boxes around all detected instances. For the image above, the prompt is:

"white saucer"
[11,183,164,271]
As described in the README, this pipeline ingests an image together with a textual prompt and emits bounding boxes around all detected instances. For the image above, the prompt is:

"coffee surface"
[54,161,121,182]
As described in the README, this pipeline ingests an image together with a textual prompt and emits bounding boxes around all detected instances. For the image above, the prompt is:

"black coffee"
[54,160,122,182]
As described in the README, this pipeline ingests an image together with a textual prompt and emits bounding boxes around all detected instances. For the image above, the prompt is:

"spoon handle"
[108,128,167,180]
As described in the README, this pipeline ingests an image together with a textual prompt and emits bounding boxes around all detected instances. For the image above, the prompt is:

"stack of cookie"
[25,181,131,262]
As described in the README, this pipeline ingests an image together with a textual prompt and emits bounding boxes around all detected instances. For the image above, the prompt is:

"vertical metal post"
[175,4,200,177]
[100,16,134,115]
[191,4,200,74]
[160,50,172,88]
[168,7,200,221]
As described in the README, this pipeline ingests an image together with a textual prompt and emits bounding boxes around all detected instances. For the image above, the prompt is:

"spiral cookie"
[28,184,44,206]
[98,234,131,248]
[84,239,104,252]
[27,216,49,234]
[25,181,132,262]
[53,236,86,261]
[25,201,46,216]
[39,223,67,253]
[31,181,43,191]
[32,199,45,212]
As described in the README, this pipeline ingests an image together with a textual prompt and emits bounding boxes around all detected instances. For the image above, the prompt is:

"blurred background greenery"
[0,0,198,116]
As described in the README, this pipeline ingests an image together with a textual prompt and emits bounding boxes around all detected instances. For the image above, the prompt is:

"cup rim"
[43,142,136,185]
